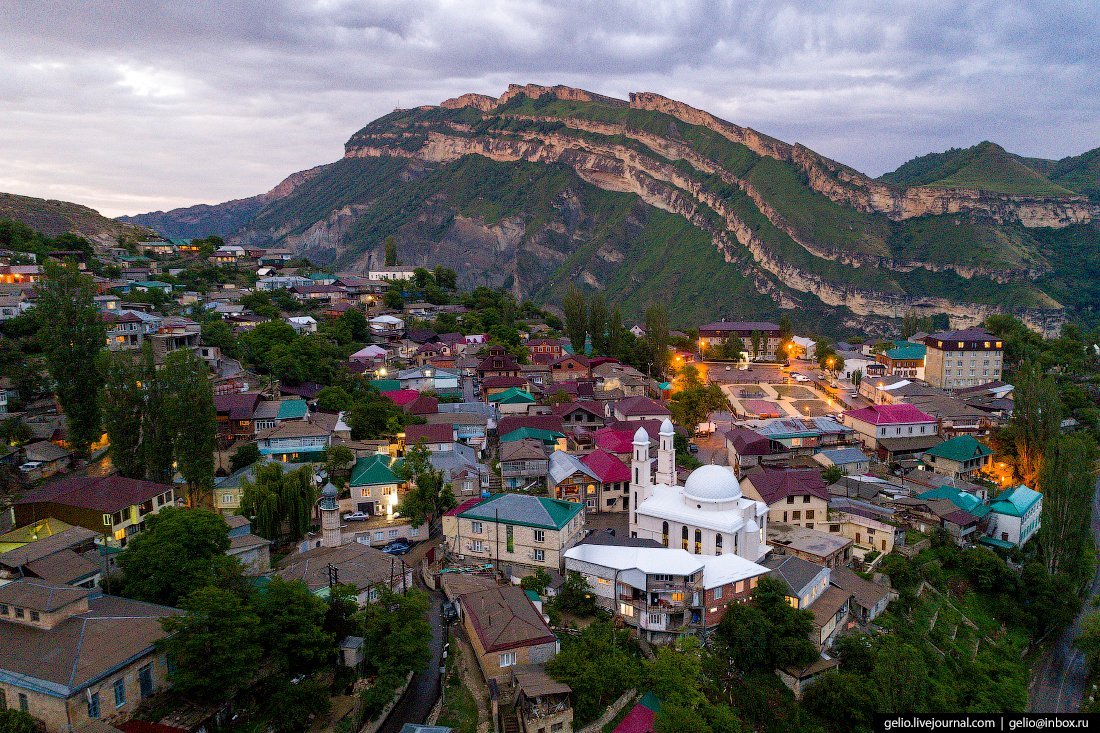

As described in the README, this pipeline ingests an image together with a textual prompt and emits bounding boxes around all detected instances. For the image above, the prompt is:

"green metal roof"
[499,427,565,444]
[370,379,401,392]
[277,399,309,420]
[884,343,926,361]
[923,435,992,463]
[917,486,990,517]
[639,692,662,713]
[134,280,171,289]
[988,485,1041,518]
[350,454,405,486]
[524,589,541,603]
[488,387,535,404]
[458,492,583,530]
[979,536,1016,550]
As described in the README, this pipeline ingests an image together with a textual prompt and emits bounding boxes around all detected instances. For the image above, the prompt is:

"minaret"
[631,426,652,502]
[320,482,343,548]
[656,418,675,485]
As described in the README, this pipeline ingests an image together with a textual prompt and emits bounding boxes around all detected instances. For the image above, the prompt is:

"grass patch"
[437,646,479,733]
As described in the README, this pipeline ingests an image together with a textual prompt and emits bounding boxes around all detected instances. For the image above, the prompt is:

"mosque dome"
[682,464,742,503]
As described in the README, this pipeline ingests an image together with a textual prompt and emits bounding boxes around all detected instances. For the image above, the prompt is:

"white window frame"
[499,651,517,668]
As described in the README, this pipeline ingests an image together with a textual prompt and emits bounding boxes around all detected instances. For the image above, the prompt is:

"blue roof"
[917,486,990,517]
[277,399,308,420]
[988,485,1041,518]
[817,447,870,466]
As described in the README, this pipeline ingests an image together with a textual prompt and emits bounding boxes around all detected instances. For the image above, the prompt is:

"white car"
[792,374,810,383]
[848,392,859,398]
[18,461,42,473]
[343,511,370,522]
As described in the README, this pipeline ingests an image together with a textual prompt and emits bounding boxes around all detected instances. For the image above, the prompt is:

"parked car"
[687,443,700,454]
[442,601,459,623]
[343,511,370,521]
[382,538,412,555]
[848,391,859,398]
[18,461,41,473]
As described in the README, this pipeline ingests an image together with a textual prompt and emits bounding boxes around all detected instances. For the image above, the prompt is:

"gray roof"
[430,443,487,482]
[547,451,599,485]
[817,447,870,466]
[215,459,316,489]
[761,555,827,595]
[439,401,499,419]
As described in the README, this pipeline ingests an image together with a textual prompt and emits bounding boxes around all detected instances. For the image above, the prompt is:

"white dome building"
[629,424,769,560]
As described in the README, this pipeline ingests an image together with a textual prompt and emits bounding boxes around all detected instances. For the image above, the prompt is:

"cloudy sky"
[2,0,1097,217]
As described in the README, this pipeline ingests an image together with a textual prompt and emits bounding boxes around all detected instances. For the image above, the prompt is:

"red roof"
[844,403,935,425]
[551,401,605,419]
[612,700,658,733]
[482,375,527,389]
[593,427,636,454]
[497,415,565,436]
[382,389,421,407]
[404,395,439,415]
[117,722,189,733]
[213,392,260,420]
[724,427,782,456]
[446,496,483,517]
[581,449,631,483]
[614,396,670,418]
[747,468,829,505]
[18,475,175,513]
[406,423,454,444]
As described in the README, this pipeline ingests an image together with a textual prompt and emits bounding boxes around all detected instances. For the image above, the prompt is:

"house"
[252,398,310,433]
[549,354,591,382]
[547,451,601,508]
[291,284,344,304]
[19,441,73,481]
[405,422,456,452]
[0,581,177,733]
[349,344,390,365]
[477,349,523,381]
[920,435,993,480]
[552,402,607,429]
[276,541,411,605]
[0,522,100,588]
[812,447,870,475]
[842,403,940,461]
[525,338,563,364]
[481,376,529,400]
[876,342,926,379]
[368,266,416,281]
[442,493,586,578]
[510,667,574,733]
[724,427,788,477]
[612,396,671,422]
[460,584,559,684]
[923,328,1004,390]
[430,443,489,496]
[404,394,440,417]
[103,311,149,351]
[766,522,852,568]
[564,542,769,641]
[255,420,331,462]
[397,365,460,393]
[11,476,176,547]
[286,315,318,334]
[698,321,781,360]
[500,439,549,490]
[429,409,489,447]
[214,459,316,515]
[579,448,632,513]
[761,555,831,609]
[985,484,1042,548]
[369,314,405,339]
[214,392,261,445]
[741,468,830,531]
[829,566,893,624]
[744,416,855,453]
[348,454,406,518]
[489,388,537,414]
[825,498,901,556]
[257,274,312,291]
[224,515,271,575]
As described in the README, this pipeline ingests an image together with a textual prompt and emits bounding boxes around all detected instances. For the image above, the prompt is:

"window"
[471,521,483,534]
[30,610,40,622]
[829,523,841,532]
[792,511,801,520]
[715,534,723,555]
[534,549,545,562]
[802,495,810,504]
[473,540,485,553]
[534,529,545,543]
[714,586,723,599]
[806,510,815,520]
[388,529,398,539]
[222,493,234,505]
[649,613,662,625]
[500,652,517,668]
[373,531,384,541]
[88,692,100,718]
[662,521,669,547]
[0,603,6,615]
[694,529,702,554]
[786,496,795,504]
[139,663,155,698]
[14,607,24,619]
[113,678,126,708]
[17,693,27,712]
[681,526,689,551]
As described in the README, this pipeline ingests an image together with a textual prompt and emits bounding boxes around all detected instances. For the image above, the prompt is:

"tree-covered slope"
[879,142,1075,196]
[0,192,152,246]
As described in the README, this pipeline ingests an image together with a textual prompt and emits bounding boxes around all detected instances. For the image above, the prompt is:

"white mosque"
[629,419,770,561]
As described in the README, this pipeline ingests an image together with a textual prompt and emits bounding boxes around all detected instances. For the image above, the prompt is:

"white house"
[986,485,1042,548]
[629,420,770,561]
[368,266,416,281]
[397,365,460,392]
[369,314,405,338]
[286,316,318,334]
[841,403,938,453]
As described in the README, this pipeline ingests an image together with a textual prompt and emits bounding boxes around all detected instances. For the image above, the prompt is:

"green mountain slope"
[879,142,1075,196]
[0,192,152,246]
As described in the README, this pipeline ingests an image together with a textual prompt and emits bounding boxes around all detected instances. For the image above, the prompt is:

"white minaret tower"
[656,418,675,485]
[631,426,652,502]
[319,482,343,548]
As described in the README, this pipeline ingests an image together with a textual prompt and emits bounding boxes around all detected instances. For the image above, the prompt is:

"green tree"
[562,284,588,354]
[802,671,875,732]
[546,622,643,725]
[871,639,930,713]
[230,442,262,472]
[253,577,336,675]
[36,261,104,454]
[645,304,670,373]
[433,266,458,290]
[589,293,608,355]
[118,507,238,606]
[346,391,407,439]
[1013,362,1063,488]
[324,444,355,487]
[383,288,405,309]
[398,440,456,526]
[669,383,727,433]
[139,345,174,484]
[1075,611,1100,677]
[354,588,432,676]
[384,236,399,266]
[749,330,762,359]
[520,568,552,594]
[99,350,146,478]
[163,348,217,503]
[240,462,318,543]
[608,307,625,359]
[1037,435,1096,576]
[721,334,744,360]
[821,465,845,485]
[0,710,40,733]
[851,369,863,388]
[552,570,598,616]
[159,586,264,703]
[317,386,355,412]
[778,314,794,344]
[713,576,817,673]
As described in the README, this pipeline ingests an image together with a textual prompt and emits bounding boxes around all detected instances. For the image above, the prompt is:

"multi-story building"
[443,493,585,578]
[547,451,600,506]
[875,342,926,379]
[842,403,940,461]
[499,439,549,490]
[920,434,993,480]
[741,468,830,531]
[698,321,781,360]
[923,328,1003,389]
[460,585,559,684]
[986,485,1042,548]
[255,420,331,462]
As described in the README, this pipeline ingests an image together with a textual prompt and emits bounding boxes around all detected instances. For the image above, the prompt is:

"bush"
[360,674,404,721]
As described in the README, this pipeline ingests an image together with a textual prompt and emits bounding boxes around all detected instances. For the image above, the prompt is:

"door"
[358,501,377,514]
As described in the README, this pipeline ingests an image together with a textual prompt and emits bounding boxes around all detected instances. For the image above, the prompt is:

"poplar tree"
[100,351,146,478]
[1037,435,1096,576]
[36,261,104,454]
[608,307,624,358]
[163,348,217,504]
[588,293,608,355]
[1013,362,1062,488]
[562,284,588,353]
[645,304,670,373]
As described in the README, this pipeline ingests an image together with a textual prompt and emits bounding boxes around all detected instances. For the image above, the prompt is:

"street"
[1028,477,1100,712]
[377,577,446,733]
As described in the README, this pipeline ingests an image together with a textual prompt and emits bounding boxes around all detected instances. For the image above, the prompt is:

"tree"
[721,334,744,360]
[433,266,457,290]
[713,576,817,673]
[1075,611,1100,677]
[346,391,407,439]
[99,350,146,478]
[159,587,264,703]
[669,382,727,433]
[589,293,608,355]
[821,465,845,485]
[552,570,598,616]
[36,261,104,454]
[871,639,930,713]
[546,622,642,725]
[608,307,624,358]
[230,442,262,472]
[240,462,317,542]
[253,577,336,675]
[0,710,40,733]
[520,568,552,594]
[354,588,432,676]
[383,288,405,309]
[778,314,793,344]
[118,507,238,606]
[1013,362,1062,487]
[645,304,670,373]
[324,444,355,487]
[851,369,863,389]
[1037,435,1096,576]
[384,236,399,266]
[562,284,588,354]
[139,345,174,484]
[163,348,217,503]
[749,330,762,360]
[398,440,456,526]
[801,671,875,732]
[317,386,355,412]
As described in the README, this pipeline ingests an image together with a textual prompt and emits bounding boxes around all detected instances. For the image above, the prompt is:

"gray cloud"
[0,0,1097,217]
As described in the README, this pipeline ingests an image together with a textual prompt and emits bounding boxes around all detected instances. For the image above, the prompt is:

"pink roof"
[743,399,782,418]
[844,403,935,425]
[593,427,636,454]
[581,449,631,483]
[446,496,483,517]
[612,702,657,733]
[382,389,421,407]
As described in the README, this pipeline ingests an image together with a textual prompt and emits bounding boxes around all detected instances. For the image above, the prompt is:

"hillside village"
[1,225,1099,733]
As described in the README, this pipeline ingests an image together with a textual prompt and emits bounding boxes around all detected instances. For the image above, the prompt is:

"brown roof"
[256,420,331,440]
[724,427,784,457]
[808,585,851,629]
[613,396,670,418]
[499,439,548,462]
[745,468,829,505]
[24,549,100,585]
[498,415,566,436]
[829,566,891,610]
[0,526,98,567]
[404,395,440,415]
[460,585,556,653]
[406,423,454,444]
[0,578,91,612]
[513,666,572,698]
[17,475,174,513]
[0,589,177,693]
[276,542,395,594]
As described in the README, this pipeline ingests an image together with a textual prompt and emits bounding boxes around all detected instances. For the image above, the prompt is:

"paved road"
[1028,477,1100,713]
[378,576,446,733]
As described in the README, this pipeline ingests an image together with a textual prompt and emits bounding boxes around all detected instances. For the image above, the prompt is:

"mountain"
[125,84,1100,331]
[0,191,153,246]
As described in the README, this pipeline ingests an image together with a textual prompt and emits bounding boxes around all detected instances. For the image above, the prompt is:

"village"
[0,234,1095,733]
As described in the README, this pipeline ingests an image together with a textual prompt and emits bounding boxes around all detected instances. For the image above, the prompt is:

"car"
[382,539,412,555]
[687,444,700,454]
[343,511,370,521]
[848,391,859,398]
[725,365,732,371]
[18,461,42,473]
[442,601,459,622]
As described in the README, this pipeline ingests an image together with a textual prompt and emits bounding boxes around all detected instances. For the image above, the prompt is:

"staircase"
[500,711,520,733]
[488,471,503,492]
